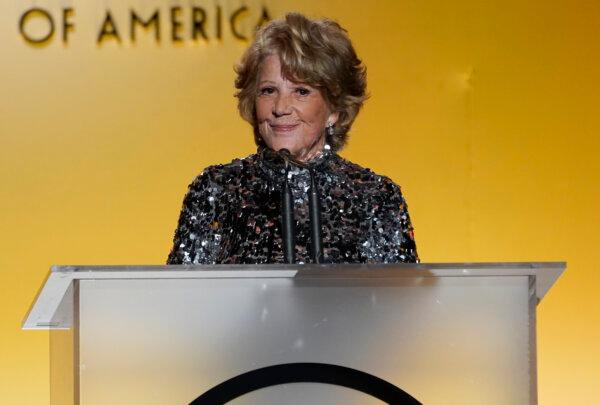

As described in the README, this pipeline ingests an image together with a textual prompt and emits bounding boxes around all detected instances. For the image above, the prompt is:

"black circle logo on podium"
[190,362,422,404]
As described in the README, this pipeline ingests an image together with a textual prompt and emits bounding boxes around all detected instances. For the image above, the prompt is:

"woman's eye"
[296,87,311,96]
[259,87,275,95]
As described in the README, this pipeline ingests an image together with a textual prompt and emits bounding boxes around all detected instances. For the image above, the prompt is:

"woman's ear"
[327,111,340,126]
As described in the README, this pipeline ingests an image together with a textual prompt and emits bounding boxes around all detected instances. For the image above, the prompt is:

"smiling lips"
[270,123,299,133]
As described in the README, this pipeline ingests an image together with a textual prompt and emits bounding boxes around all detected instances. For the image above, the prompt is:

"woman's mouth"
[270,123,299,133]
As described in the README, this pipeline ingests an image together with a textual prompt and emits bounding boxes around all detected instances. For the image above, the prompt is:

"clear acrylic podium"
[23,262,564,405]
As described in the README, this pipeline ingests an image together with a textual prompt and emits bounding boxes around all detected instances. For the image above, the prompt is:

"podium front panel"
[65,274,534,404]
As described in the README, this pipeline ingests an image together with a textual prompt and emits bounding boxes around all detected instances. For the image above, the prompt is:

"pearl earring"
[326,122,335,137]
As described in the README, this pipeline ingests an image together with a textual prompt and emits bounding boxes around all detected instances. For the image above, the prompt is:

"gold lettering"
[170,7,183,42]
[19,8,55,44]
[230,6,248,41]
[191,7,207,41]
[62,8,75,44]
[97,11,121,44]
[130,9,160,42]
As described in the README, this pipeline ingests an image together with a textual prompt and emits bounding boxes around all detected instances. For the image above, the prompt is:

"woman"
[167,13,418,265]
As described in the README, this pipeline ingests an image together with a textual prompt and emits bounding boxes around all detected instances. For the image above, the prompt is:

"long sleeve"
[359,178,419,263]
[166,153,418,265]
[167,171,228,265]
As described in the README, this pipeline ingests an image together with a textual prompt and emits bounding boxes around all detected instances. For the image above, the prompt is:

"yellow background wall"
[2,0,599,402]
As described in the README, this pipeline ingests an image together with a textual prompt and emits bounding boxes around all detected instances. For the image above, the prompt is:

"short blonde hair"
[234,13,367,151]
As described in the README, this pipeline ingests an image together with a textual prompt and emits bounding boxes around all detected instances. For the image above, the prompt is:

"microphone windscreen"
[278,148,292,159]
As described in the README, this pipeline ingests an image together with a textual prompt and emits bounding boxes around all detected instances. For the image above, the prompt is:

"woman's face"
[255,55,338,162]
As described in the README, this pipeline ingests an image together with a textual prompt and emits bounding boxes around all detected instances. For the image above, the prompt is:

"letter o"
[19,8,55,44]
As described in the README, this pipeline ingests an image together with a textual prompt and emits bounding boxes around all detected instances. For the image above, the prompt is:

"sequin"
[167,147,418,265]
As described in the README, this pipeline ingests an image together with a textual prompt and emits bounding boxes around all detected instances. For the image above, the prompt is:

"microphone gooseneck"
[263,147,324,264]
[279,150,296,264]
[308,169,323,263]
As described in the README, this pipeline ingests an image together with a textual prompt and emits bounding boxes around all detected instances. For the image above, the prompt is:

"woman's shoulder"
[188,153,260,190]
[332,154,402,194]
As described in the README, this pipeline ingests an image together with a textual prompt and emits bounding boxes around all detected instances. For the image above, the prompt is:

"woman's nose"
[273,94,292,117]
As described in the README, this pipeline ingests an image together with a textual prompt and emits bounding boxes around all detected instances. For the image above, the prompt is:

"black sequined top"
[167,147,418,265]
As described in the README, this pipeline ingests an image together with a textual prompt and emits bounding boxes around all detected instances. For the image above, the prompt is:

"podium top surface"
[23,262,565,330]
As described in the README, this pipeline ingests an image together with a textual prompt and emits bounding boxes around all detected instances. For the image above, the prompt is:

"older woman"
[167,13,418,265]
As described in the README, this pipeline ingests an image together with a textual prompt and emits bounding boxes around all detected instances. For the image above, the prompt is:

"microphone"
[264,147,323,264]
[278,149,296,264]
[308,169,323,263]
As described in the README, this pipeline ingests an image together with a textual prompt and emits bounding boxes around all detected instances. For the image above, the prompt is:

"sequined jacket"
[167,149,418,265]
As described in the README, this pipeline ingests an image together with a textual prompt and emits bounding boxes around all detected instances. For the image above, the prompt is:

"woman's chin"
[263,137,326,161]
[265,139,301,154]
